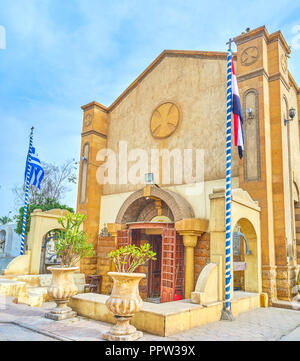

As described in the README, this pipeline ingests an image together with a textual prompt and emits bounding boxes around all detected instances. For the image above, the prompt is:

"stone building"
[76,26,300,305]
[0,223,21,274]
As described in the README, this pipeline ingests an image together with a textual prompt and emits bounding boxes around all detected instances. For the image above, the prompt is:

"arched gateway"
[100,186,208,303]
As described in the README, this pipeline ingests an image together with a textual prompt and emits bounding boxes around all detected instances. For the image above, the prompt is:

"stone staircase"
[0,273,86,307]
[295,203,300,264]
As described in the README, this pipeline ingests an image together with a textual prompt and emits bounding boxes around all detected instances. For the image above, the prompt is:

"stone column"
[183,235,198,299]
[175,219,208,299]
[77,101,108,276]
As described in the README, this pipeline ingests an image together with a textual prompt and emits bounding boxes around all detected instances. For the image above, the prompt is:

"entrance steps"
[69,291,263,336]
[0,273,86,307]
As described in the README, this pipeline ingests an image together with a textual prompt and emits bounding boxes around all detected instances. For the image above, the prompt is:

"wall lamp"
[246,108,254,121]
[145,173,154,185]
[284,107,296,126]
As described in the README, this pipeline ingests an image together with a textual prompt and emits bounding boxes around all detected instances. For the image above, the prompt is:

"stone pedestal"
[103,316,143,341]
[103,272,145,341]
[46,266,78,321]
[276,264,297,301]
[45,300,77,321]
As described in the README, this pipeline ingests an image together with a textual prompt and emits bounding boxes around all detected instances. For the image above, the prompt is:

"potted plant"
[103,243,156,341]
[45,213,94,321]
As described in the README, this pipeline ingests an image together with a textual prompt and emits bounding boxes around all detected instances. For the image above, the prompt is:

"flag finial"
[226,38,233,50]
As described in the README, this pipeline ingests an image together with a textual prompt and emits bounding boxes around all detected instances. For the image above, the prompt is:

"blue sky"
[0,0,300,217]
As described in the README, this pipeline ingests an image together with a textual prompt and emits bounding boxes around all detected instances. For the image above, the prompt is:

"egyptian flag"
[232,58,244,159]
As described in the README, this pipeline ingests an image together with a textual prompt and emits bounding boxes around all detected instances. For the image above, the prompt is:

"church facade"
[76,26,300,304]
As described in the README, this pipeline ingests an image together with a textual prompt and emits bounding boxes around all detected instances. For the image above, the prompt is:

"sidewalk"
[1,296,300,341]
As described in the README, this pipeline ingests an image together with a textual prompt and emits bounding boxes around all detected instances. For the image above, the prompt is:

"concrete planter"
[45,266,79,321]
[103,271,146,341]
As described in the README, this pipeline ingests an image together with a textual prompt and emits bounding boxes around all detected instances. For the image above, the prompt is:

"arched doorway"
[232,218,259,293]
[39,230,62,274]
[115,187,194,224]
[0,230,6,253]
[113,186,194,303]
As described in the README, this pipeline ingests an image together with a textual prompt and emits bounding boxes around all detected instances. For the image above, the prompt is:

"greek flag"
[25,147,44,189]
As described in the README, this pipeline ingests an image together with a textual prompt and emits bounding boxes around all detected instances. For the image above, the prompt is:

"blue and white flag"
[25,147,44,189]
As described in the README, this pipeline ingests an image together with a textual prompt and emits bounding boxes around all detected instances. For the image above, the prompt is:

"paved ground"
[0,296,300,341]
[0,323,57,341]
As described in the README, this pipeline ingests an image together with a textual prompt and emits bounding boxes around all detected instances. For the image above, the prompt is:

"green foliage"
[15,198,74,236]
[108,243,156,273]
[0,215,13,225]
[54,213,94,267]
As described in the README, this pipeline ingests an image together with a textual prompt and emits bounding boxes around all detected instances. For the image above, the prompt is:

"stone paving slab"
[1,296,300,341]
[0,323,57,341]
[280,325,300,341]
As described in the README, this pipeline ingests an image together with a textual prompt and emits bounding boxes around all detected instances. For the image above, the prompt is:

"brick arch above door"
[115,186,194,224]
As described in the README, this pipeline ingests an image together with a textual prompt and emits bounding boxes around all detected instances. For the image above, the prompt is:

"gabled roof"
[82,50,235,113]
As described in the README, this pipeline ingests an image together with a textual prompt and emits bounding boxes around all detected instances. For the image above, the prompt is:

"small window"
[80,143,89,204]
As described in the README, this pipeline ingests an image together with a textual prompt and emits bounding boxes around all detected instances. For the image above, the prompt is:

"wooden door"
[148,235,162,298]
[116,229,132,248]
[116,229,132,272]
[175,234,184,298]
[160,228,184,303]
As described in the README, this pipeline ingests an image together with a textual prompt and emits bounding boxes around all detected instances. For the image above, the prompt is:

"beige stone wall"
[194,233,210,288]
[234,26,299,301]
[103,55,239,195]
[99,177,239,230]
[78,26,300,302]
[282,84,300,252]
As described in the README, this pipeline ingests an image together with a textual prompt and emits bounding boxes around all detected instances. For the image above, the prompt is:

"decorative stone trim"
[115,186,194,224]
[81,130,107,139]
[243,88,261,182]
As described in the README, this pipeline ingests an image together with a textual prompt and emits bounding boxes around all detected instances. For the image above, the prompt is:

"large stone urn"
[103,272,146,341]
[45,266,79,321]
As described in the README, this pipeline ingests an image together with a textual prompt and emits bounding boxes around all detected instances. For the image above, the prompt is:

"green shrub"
[54,213,94,267]
[15,198,74,236]
[108,243,156,273]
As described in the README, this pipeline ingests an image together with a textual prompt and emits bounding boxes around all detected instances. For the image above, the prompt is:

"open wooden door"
[116,229,133,271]
[160,228,184,303]
[175,234,184,299]
[116,229,132,248]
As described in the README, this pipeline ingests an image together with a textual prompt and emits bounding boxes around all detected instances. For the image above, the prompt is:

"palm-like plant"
[54,213,94,267]
[0,215,12,225]
[108,243,156,273]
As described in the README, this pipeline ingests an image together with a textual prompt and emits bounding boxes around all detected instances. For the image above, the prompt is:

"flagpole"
[20,127,34,256]
[221,39,234,321]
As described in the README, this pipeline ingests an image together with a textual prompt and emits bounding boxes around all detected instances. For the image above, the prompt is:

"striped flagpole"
[20,127,34,255]
[225,42,233,312]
